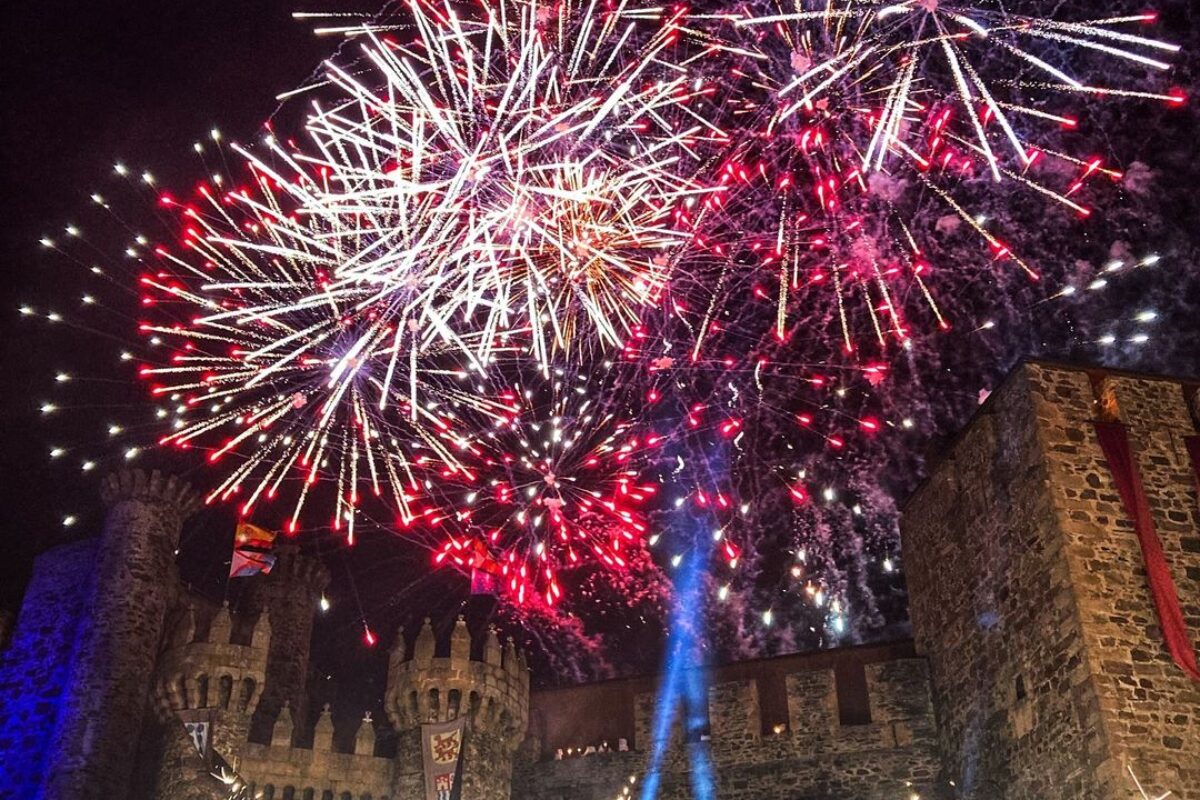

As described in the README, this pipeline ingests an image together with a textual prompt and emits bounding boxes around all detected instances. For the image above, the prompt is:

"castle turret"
[243,542,329,743]
[39,469,199,800]
[386,617,530,800]
[152,600,271,797]
[902,362,1200,799]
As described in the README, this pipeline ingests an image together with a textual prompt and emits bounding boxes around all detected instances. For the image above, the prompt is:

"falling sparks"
[26,0,1181,640]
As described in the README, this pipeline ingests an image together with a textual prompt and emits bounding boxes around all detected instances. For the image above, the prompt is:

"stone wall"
[387,618,530,800]
[35,470,198,800]
[0,538,97,797]
[152,597,271,797]
[1038,368,1200,795]
[902,362,1200,800]
[514,644,945,800]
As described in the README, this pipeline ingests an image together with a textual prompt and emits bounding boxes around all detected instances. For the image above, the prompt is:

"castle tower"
[242,542,329,743]
[386,617,530,800]
[902,362,1200,800]
[151,600,271,797]
[40,469,200,800]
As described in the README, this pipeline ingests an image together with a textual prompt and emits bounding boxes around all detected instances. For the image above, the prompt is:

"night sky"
[3,0,1200,738]
[1,2,331,589]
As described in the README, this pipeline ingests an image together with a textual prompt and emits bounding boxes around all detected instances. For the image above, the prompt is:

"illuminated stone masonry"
[0,360,1197,800]
[903,362,1200,800]
[515,643,943,800]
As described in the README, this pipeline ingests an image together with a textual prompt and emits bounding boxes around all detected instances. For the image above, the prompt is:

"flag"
[468,539,500,596]
[183,720,209,759]
[229,522,277,578]
[421,717,465,800]
[470,568,499,596]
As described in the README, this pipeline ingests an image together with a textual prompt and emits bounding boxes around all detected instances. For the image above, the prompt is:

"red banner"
[1093,422,1200,681]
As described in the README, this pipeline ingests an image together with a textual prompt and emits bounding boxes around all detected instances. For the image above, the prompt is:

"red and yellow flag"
[230,522,278,578]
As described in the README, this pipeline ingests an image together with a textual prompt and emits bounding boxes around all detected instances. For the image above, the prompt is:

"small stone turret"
[152,599,271,797]
[40,469,200,800]
[313,704,335,752]
[271,703,295,748]
[154,602,271,729]
[355,712,377,756]
[243,542,329,744]
[386,617,530,800]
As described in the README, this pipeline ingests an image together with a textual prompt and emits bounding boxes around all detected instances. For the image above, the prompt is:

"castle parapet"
[385,616,529,746]
[517,643,943,800]
[153,601,270,719]
[238,703,394,799]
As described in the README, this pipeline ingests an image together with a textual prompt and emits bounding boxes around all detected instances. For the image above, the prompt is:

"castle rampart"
[514,641,943,800]
[235,706,394,799]
[2,360,1197,800]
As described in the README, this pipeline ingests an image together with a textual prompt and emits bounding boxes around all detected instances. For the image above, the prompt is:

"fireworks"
[110,0,727,538]
[141,157,514,537]
[429,362,662,605]
[296,0,719,365]
[703,0,1182,352]
[29,0,1182,631]
[734,2,1181,187]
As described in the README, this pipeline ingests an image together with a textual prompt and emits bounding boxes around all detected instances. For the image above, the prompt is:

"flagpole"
[449,723,466,800]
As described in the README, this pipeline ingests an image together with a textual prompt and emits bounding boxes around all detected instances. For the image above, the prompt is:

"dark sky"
[1,2,333,599]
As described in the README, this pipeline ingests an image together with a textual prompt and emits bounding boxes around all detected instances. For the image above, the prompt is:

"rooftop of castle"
[905,357,1199,507]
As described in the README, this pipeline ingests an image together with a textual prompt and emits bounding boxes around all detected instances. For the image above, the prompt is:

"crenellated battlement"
[236,704,394,799]
[152,601,270,719]
[100,468,201,522]
[386,616,529,748]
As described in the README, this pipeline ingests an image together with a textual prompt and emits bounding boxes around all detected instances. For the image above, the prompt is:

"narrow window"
[835,662,872,726]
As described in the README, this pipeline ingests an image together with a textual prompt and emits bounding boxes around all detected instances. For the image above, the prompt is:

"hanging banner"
[183,720,210,759]
[421,717,465,800]
[1094,422,1200,681]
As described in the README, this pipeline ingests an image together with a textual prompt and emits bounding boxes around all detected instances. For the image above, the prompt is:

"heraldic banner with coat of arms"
[421,716,465,800]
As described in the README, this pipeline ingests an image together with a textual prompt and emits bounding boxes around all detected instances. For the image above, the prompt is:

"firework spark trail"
[26,0,1182,636]
[427,360,664,605]
[140,155,517,536]
[708,0,1180,354]
[296,0,722,367]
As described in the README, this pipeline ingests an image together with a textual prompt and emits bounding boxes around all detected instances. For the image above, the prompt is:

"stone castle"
[0,361,1197,799]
